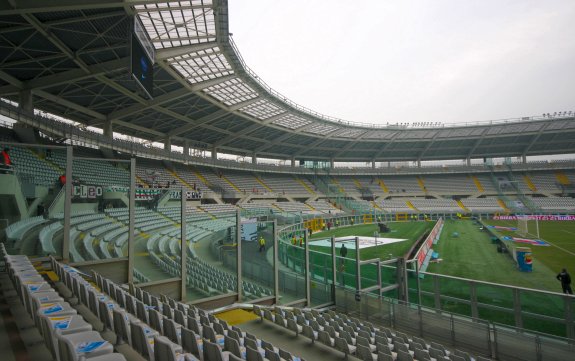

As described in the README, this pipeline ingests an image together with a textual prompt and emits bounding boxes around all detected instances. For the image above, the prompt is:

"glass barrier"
[520,289,567,337]
[133,187,174,284]
[0,143,66,257]
[241,219,274,301]
[309,248,333,306]
[68,155,131,264]
[186,209,237,302]
[438,276,471,316]
[278,227,306,304]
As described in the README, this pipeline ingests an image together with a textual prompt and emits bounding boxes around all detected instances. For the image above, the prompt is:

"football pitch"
[308,219,575,293]
[309,221,435,260]
[305,218,575,337]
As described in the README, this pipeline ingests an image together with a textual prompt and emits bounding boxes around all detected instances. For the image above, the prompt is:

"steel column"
[236,210,242,302]
[62,146,73,261]
[127,158,136,283]
[180,187,187,301]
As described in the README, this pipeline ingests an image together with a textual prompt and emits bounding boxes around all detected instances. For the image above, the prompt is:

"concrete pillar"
[103,120,113,139]
[387,161,391,168]
[466,157,471,166]
[522,154,527,164]
[252,153,257,164]
[18,89,33,115]
[330,158,334,169]
[372,160,376,169]
[417,160,421,168]
[211,146,217,160]
[183,141,189,157]
[164,137,172,152]
[291,157,296,167]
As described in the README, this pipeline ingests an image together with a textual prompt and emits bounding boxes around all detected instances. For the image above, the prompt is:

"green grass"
[309,221,435,260]
[486,219,575,282]
[427,219,559,292]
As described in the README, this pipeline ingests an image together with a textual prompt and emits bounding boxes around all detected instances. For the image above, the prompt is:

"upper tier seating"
[48,150,129,187]
[135,158,181,188]
[305,200,343,214]
[273,202,314,214]
[196,168,237,194]
[410,199,461,212]
[460,197,504,212]
[223,170,263,194]
[528,172,561,192]
[0,144,61,187]
[380,176,422,193]
[377,199,413,213]
[258,173,313,194]
[531,197,575,211]
[421,174,478,194]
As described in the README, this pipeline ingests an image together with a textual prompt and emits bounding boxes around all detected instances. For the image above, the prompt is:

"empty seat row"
[2,243,125,361]
[253,305,492,361]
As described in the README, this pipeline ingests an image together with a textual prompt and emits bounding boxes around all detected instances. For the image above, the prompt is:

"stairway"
[406,201,419,212]
[523,175,537,192]
[167,168,192,189]
[377,179,389,193]
[456,200,469,212]
[192,167,212,188]
[295,177,316,195]
[497,199,511,213]
[254,176,273,192]
[220,174,241,192]
[417,177,427,192]
[471,175,484,192]
[555,171,571,185]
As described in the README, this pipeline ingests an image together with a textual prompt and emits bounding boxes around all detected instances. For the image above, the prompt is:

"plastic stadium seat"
[181,328,204,360]
[245,346,266,361]
[130,321,160,361]
[154,335,199,361]
[203,339,232,361]
[39,314,93,359]
[224,335,245,359]
[396,349,414,361]
[57,330,114,361]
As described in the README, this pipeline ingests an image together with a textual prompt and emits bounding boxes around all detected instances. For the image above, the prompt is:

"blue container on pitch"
[515,247,533,272]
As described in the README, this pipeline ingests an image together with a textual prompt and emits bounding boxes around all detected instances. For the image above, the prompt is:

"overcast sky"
[228,0,575,126]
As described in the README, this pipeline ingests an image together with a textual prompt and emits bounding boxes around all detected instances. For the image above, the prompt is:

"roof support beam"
[0,0,159,16]
[372,132,402,160]
[35,90,106,120]
[522,122,551,156]
[213,112,288,147]
[0,57,128,95]
[466,128,490,159]
[156,42,219,60]
[165,109,229,138]
[114,119,166,137]
[107,87,190,121]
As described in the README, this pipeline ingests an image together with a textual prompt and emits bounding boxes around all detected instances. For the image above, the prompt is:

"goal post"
[517,215,540,239]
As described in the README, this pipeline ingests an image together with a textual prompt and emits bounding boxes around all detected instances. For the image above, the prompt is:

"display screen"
[131,33,154,98]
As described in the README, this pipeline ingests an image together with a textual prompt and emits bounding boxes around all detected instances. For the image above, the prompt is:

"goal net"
[517,215,539,238]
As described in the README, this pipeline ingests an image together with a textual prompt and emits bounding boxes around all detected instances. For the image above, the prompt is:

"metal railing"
[2,100,575,175]
[335,286,575,361]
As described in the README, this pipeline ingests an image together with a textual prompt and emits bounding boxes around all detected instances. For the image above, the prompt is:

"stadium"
[0,1,574,361]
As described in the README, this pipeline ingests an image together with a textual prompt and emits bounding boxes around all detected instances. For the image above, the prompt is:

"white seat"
[57,330,113,361]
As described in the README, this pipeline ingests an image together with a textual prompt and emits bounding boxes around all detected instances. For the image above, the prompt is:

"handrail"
[2,100,575,175]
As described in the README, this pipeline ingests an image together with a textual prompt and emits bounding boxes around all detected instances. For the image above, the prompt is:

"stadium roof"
[0,0,574,162]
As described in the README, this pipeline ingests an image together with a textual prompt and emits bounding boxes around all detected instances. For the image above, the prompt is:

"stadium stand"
[460,197,505,213]
[1,2,575,360]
